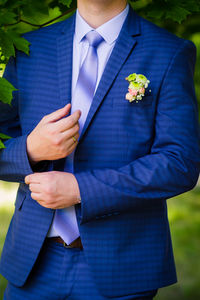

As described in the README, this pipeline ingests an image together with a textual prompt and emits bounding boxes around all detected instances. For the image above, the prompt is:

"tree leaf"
[9,32,30,55]
[58,0,73,8]
[0,132,11,139]
[147,7,165,19]
[3,0,29,10]
[144,0,192,23]
[0,29,15,58]
[0,77,17,105]
[0,11,17,25]
[173,0,200,13]
[0,0,8,6]
[0,139,6,149]
[165,5,191,23]
[22,0,49,18]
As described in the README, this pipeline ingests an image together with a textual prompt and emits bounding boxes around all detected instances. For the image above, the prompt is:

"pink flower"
[126,93,133,101]
[128,88,138,96]
[139,87,145,95]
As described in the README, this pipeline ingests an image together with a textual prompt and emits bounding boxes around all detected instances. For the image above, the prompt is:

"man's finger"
[46,104,71,123]
[25,173,43,184]
[56,110,81,132]
[29,183,41,193]
[25,175,31,184]
[31,192,42,201]
[65,131,79,147]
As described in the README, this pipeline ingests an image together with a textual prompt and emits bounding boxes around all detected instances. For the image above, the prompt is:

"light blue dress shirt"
[72,5,129,95]
[48,4,129,238]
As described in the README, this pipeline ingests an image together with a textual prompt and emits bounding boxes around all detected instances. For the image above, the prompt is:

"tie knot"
[85,30,104,48]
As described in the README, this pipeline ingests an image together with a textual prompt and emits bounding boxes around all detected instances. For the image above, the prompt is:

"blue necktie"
[53,31,104,245]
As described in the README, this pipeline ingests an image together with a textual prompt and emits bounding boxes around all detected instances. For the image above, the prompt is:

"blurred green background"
[0,0,200,299]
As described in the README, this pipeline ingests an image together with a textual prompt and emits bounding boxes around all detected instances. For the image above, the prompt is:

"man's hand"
[26,104,81,163]
[25,171,81,209]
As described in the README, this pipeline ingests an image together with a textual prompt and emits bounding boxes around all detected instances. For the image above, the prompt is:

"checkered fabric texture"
[4,240,157,299]
[0,8,199,298]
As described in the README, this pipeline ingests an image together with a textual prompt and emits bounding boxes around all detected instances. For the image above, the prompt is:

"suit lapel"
[55,9,141,139]
[53,15,75,171]
[80,9,141,140]
[56,14,76,107]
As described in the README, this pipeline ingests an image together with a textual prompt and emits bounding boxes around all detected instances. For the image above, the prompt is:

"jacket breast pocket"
[15,186,27,210]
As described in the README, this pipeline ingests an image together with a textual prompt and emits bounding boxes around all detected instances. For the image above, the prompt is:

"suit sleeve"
[75,40,200,224]
[0,58,47,183]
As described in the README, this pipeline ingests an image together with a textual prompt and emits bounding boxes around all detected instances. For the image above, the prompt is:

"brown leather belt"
[48,236,83,250]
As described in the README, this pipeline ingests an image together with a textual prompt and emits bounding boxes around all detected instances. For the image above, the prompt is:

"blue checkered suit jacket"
[0,8,199,297]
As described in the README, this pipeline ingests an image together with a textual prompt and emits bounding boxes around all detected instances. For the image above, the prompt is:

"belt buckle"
[63,241,73,248]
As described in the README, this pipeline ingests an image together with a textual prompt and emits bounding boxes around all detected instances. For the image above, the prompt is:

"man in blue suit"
[0,0,199,299]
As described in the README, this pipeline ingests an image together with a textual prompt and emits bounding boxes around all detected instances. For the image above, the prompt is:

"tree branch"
[4,7,76,28]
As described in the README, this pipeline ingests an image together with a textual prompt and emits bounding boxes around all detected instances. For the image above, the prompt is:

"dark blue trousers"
[4,239,157,300]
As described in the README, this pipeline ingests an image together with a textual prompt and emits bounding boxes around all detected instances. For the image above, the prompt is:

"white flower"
[137,95,142,100]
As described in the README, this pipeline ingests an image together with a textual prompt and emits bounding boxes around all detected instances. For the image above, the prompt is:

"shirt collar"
[74,4,129,45]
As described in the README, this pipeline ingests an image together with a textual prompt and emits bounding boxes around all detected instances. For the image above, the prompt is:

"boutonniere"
[125,73,150,103]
